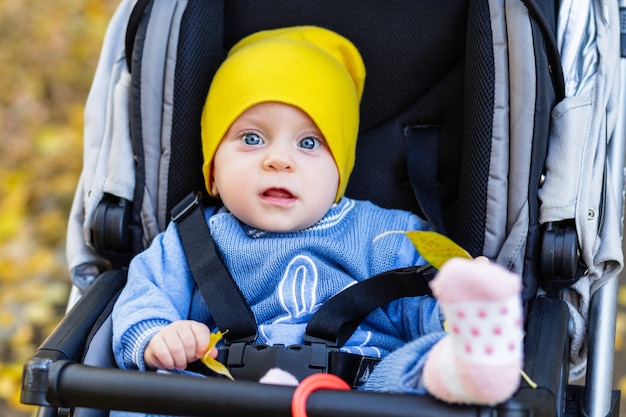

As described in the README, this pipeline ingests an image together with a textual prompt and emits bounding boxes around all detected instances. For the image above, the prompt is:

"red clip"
[291,374,351,417]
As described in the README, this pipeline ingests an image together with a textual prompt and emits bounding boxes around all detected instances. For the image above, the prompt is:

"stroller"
[20,0,625,416]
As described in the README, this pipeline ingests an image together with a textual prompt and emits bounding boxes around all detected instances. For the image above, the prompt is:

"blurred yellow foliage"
[616,312,626,351]
[0,0,118,414]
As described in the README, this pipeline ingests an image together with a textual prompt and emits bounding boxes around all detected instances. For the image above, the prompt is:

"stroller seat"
[21,0,624,416]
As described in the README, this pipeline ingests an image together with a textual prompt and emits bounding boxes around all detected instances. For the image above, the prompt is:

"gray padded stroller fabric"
[66,0,187,290]
[66,0,133,291]
[543,0,623,378]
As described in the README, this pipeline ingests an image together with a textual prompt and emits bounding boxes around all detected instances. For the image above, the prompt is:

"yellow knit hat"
[201,26,366,202]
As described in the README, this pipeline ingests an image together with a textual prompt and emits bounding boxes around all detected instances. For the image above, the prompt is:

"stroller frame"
[21,273,618,416]
[21,0,625,416]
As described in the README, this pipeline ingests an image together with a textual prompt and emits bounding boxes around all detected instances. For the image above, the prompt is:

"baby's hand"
[474,255,490,264]
[144,320,214,370]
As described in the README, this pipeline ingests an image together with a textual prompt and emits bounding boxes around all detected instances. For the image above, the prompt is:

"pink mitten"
[423,257,523,405]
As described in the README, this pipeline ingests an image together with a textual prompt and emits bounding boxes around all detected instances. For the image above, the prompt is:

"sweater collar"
[240,197,355,239]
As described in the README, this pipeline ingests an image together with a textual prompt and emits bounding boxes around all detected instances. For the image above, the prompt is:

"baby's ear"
[210,181,219,197]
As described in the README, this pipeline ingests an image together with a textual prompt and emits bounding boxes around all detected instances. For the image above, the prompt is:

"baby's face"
[211,102,339,232]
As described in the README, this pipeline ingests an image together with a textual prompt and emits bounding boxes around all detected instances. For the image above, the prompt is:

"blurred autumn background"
[0,0,118,415]
[2,1,626,417]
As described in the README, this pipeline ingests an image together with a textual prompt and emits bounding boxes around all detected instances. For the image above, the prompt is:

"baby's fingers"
[145,335,176,369]
[168,327,198,369]
[189,321,213,359]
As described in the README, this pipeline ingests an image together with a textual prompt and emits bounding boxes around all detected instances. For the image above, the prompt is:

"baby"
[112,26,522,410]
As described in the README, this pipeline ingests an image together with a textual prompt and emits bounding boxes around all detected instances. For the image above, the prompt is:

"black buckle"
[171,191,202,223]
[328,351,381,388]
[214,342,337,383]
[202,342,380,389]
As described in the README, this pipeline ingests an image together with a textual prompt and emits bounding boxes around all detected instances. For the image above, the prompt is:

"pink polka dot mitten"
[422,257,523,405]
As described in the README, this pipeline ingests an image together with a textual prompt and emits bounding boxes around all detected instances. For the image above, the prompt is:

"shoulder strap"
[405,126,445,234]
[305,265,436,347]
[172,192,257,342]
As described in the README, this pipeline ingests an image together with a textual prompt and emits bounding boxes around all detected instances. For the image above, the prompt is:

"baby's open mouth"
[262,188,295,199]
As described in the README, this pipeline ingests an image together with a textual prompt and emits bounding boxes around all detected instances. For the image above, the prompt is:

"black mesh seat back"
[160,0,496,256]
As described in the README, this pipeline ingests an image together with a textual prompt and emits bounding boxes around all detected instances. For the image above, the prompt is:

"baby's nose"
[262,146,294,171]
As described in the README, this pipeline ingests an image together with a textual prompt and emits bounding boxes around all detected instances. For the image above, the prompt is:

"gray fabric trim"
[104,71,135,201]
[495,0,536,273]
[139,0,176,245]
[138,0,187,246]
[158,0,187,232]
[483,0,511,261]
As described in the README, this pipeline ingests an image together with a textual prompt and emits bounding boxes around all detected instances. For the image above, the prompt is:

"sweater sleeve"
[111,220,198,370]
[361,330,446,393]
[118,319,170,370]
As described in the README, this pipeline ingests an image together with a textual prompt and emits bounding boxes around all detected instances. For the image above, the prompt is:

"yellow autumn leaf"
[404,231,472,269]
[201,330,234,380]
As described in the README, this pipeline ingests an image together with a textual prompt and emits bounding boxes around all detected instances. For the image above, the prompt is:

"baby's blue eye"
[299,137,320,150]
[242,133,263,145]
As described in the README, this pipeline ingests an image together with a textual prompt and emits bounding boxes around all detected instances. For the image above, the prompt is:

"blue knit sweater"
[112,198,445,394]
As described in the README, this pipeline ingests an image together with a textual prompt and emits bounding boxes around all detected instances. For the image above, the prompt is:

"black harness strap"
[405,126,446,234]
[305,265,435,347]
[172,192,257,342]
[125,0,152,73]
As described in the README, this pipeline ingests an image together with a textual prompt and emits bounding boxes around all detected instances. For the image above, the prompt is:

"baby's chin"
[241,215,322,233]
[247,222,318,233]
[229,203,330,233]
